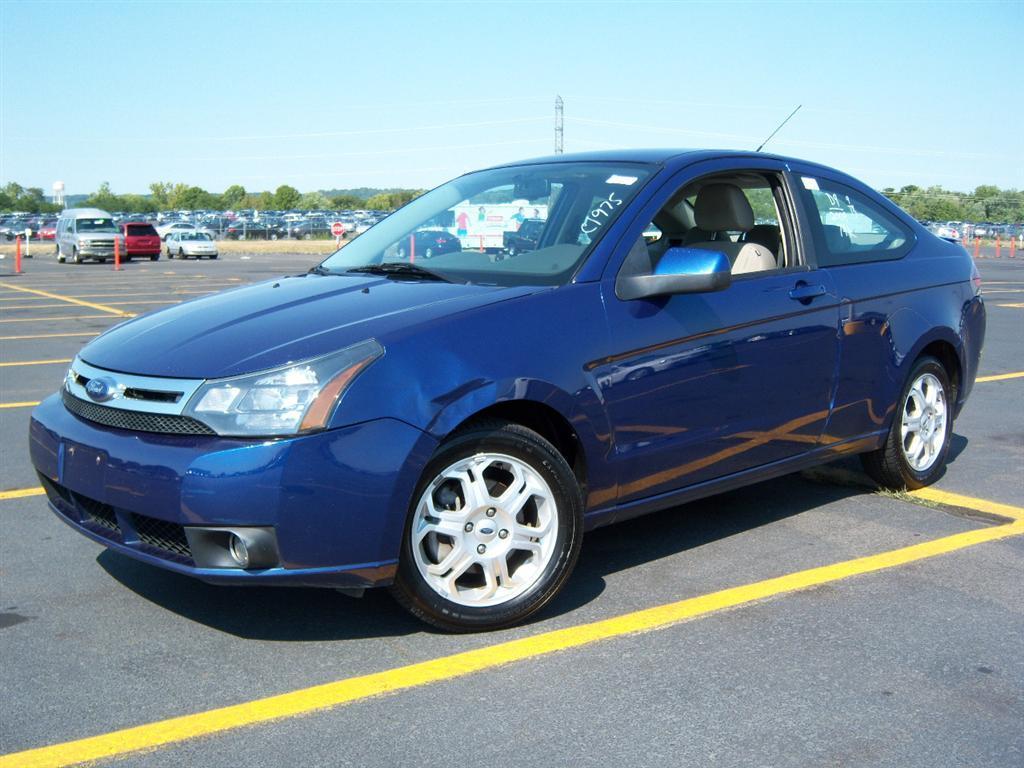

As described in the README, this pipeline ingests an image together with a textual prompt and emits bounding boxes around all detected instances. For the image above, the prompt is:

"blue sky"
[1,1,1021,196]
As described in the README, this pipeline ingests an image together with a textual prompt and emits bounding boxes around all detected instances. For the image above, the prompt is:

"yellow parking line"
[3,494,1020,768]
[976,371,1024,383]
[996,302,1024,308]
[0,487,44,500]
[910,487,1024,522]
[0,304,107,310]
[0,332,98,341]
[0,401,40,409]
[0,315,110,324]
[0,358,71,367]
[0,283,134,317]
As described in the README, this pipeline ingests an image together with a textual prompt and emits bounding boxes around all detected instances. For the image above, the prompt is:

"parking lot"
[1,253,1021,767]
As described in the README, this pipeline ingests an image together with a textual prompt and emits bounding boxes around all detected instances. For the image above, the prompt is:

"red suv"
[121,222,162,261]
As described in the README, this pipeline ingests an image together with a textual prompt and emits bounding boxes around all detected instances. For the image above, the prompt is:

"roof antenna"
[756,104,802,152]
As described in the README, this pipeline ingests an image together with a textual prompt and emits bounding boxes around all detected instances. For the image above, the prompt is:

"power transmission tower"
[554,95,564,154]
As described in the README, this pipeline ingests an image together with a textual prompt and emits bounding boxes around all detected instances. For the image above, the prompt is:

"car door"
[594,159,841,504]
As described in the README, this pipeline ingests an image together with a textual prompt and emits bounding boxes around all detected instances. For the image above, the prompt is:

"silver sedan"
[166,232,219,260]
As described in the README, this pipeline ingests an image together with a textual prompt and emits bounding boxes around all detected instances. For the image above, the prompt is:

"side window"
[623,170,792,278]
[798,176,913,267]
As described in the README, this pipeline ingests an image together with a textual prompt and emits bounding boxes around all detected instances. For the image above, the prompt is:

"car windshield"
[318,162,655,286]
[183,233,212,241]
[77,218,118,233]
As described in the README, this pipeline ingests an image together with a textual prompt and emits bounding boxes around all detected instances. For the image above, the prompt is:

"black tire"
[150,254,159,261]
[210,254,218,259]
[861,355,953,490]
[178,248,185,259]
[391,420,583,632]
[71,247,81,264]
[167,249,174,259]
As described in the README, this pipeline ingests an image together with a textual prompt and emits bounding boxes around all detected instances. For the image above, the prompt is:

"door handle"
[789,282,826,304]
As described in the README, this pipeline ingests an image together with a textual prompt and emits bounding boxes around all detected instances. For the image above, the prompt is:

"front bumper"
[30,393,437,588]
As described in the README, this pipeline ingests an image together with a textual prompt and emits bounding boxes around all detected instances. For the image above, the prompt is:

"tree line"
[0,181,426,214]
[880,185,1024,223]
[3,179,1021,222]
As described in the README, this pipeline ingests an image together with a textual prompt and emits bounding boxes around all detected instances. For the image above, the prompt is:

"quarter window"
[798,177,913,267]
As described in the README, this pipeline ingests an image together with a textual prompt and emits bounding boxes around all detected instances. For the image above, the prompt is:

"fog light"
[228,533,250,568]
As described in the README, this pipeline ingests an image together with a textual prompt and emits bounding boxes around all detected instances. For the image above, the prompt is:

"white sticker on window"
[605,175,638,186]
[801,177,820,191]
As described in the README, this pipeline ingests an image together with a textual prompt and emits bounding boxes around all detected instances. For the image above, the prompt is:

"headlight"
[183,340,383,436]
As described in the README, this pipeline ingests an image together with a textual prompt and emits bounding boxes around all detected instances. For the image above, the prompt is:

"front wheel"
[391,421,583,632]
[861,356,953,490]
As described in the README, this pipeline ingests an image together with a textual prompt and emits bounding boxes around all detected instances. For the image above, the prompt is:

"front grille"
[132,514,191,560]
[62,390,216,436]
[39,475,194,563]
[74,492,120,533]
[85,239,115,248]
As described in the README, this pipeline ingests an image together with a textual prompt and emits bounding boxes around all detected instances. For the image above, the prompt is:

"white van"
[55,208,126,264]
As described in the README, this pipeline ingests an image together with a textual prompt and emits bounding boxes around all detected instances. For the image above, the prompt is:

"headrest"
[694,183,754,232]
[745,224,780,253]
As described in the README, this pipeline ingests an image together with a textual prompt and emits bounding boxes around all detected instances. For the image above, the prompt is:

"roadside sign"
[331,221,345,237]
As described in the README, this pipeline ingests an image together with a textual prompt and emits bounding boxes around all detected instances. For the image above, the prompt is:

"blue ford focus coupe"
[30,150,986,631]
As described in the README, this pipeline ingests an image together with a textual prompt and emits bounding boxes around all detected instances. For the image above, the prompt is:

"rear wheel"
[150,254,159,261]
[861,356,952,490]
[391,421,583,632]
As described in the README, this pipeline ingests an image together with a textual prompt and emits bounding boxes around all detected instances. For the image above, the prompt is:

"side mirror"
[617,247,732,300]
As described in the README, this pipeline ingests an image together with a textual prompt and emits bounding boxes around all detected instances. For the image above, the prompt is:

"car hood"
[80,274,537,379]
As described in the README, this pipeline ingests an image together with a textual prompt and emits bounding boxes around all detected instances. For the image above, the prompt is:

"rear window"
[797,177,914,267]
[126,224,158,236]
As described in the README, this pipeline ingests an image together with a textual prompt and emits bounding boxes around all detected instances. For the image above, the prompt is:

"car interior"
[624,171,794,283]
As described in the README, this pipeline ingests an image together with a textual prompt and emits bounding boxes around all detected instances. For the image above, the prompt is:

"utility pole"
[554,95,564,154]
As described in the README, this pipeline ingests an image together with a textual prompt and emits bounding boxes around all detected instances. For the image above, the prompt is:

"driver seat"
[687,184,776,274]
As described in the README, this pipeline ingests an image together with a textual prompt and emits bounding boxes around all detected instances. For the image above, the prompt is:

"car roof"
[60,207,113,219]
[483,148,853,180]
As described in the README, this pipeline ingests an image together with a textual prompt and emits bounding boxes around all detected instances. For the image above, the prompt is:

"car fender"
[882,307,965,422]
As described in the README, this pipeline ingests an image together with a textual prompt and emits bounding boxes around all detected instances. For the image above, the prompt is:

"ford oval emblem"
[85,377,117,402]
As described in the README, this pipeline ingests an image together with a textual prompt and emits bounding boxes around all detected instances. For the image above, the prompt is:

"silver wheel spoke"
[411,452,559,608]
[899,371,947,472]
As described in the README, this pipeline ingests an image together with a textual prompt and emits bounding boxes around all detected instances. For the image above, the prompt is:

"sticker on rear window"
[801,177,820,190]
[605,175,638,186]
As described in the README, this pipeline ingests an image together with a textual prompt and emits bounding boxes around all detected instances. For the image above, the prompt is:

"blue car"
[30,150,986,631]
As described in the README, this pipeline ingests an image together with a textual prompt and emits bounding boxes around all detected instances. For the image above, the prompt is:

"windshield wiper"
[308,264,336,275]
[346,263,454,283]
